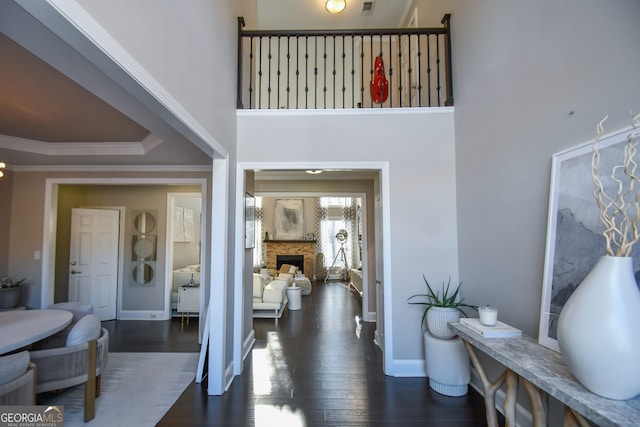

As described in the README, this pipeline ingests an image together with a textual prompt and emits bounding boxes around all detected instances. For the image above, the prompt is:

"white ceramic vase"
[557,255,640,400]
[426,306,460,339]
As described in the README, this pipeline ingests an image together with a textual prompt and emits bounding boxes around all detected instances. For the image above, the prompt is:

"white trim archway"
[233,161,394,376]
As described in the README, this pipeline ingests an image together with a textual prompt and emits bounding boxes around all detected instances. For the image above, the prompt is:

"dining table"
[0,309,73,355]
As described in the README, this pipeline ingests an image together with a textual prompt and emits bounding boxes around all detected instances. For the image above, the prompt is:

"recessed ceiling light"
[325,0,346,14]
[305,170,323,175]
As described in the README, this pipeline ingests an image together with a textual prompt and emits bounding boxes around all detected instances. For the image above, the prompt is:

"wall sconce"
[325,0,346,14]
[0,162,5,178]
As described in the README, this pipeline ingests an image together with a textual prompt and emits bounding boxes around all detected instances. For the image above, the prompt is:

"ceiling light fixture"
[305,170,323,175]
[325,0,346,14]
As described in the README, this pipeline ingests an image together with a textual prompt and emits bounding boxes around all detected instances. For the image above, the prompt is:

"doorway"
[42,178,208,320]
[234,163,393,376]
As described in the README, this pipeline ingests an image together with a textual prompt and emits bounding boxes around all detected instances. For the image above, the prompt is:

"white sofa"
[253,274,288,323]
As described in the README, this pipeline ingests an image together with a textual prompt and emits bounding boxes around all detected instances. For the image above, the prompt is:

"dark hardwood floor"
[108,281,498,426]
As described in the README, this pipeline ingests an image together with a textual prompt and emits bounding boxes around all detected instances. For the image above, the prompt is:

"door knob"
[71,270,82,274]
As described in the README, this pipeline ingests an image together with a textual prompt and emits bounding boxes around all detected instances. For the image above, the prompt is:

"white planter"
[558,256,640,400]
[426,306,460,339]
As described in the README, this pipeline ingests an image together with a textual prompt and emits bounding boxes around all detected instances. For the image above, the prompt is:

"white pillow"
[253,274,265,298]
[66,314,101,347]
[278,273,293,280]
[288,265,298,274]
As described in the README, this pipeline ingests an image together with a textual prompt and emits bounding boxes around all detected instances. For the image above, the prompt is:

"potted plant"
[408,275,477,339]
[0,277,27,310]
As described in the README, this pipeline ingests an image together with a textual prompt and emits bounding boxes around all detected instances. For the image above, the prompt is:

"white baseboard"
[243,330,255,363]
[392,359,427,377]
[224,362,235,392]
[118,310,167,320]
[469,368,533,427]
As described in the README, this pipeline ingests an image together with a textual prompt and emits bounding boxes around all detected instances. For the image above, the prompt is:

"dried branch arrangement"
[592,112,640,256]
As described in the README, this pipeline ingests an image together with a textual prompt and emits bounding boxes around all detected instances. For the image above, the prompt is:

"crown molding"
[0,132,163,156]
[11,164,212,173]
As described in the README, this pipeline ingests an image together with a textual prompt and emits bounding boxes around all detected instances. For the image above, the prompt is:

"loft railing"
[237,14,453,110]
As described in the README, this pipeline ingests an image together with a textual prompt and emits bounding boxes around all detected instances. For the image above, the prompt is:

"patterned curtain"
[316,197,357,279]
[253,197,265,269]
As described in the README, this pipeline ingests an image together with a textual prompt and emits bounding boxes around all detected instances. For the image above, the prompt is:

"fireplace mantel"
[264,240,316,243]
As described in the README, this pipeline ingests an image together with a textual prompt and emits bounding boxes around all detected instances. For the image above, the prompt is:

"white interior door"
[69,208,120,321]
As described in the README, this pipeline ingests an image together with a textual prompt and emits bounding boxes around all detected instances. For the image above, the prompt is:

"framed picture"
[274,199,304,240]
[245,193,256,249]
[539,126,636,352]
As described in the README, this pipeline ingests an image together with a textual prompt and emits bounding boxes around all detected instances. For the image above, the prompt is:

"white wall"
[238,109,458,365]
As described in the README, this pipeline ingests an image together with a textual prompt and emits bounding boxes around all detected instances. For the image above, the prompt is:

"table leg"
[521,377,547,427]
[563,406,591,427]
[462,340,514,427]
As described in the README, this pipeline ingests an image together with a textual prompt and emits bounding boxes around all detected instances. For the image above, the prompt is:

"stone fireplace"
[265,240,316,277]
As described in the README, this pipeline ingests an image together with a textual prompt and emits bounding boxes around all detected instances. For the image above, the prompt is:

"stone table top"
[0,309,73,355]
[451,322,640,427]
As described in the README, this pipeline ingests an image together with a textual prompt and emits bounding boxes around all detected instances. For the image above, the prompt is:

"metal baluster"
[267,36,272,109]
[258,36,263,109]
[305,36,309,109]
[360,35,364,108]
[417,34,422,107]
[295,36,299,109]
[341,36,346,108]
[427,34,432,107]
[332,36,337,108]
[369,35,373,108]
[388,34,393,108]
[378,34,383,108]
[249,36,254,109]
[408,33,412,107]
[436,34,441,107]
[277,36,281,108]
[286,37,291,109]
[237,17,245,109]
[398,35,403,107]
[314,37,318,109]
[351,36,355,108]
[323,36,327,109]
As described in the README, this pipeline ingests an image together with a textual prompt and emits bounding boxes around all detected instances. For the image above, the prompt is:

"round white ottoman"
[424,332,470,396]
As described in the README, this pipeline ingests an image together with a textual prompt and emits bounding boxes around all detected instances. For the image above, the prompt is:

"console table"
[451,322,640,427]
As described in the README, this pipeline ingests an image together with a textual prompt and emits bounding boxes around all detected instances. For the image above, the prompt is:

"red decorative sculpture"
[370,55,389,104]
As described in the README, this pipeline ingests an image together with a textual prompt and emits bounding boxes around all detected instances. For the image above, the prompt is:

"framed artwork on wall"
[245,193,256,249]
[539,126,636,352]
[274,199,304,240]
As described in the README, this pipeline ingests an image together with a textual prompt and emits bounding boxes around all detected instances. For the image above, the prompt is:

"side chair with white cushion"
[30,314,108,422]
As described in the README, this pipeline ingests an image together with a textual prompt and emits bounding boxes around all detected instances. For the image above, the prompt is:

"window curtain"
[253,197,265,269]
[316,197,357,278]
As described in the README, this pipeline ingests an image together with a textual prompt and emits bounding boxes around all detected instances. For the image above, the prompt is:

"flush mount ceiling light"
[305,170,323,175]
[325,0,346,14]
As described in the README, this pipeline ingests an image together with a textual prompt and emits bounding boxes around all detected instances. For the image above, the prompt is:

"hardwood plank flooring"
[145,281,500,426]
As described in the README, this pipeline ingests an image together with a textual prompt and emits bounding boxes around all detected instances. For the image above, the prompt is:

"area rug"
[39,352,199,427]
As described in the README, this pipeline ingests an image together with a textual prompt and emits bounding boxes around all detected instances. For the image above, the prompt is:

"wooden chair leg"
[96,374,101,398]
[84,340,97,422]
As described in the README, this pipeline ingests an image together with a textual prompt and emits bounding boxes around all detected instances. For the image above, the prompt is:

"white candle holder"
[479,306,498,326]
